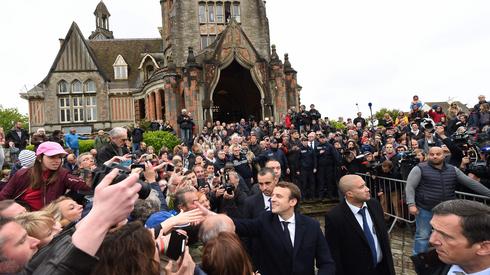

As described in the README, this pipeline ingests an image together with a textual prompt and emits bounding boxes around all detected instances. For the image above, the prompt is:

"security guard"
[315,133,341,199]
[297,136,317,199]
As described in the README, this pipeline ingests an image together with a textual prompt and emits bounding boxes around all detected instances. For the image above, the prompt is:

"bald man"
[325,175,394,275]
[406,146,490,256]
[198,214,236,243]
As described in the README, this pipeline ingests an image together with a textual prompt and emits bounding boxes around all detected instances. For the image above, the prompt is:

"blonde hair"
[15,211,55,240]
[42,196,72,225]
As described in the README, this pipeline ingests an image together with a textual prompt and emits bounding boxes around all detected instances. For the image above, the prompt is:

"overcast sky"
[1,0,489,120]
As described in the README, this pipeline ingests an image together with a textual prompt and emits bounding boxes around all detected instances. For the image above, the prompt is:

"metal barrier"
[356,173,414,233]
[356,172,490,233]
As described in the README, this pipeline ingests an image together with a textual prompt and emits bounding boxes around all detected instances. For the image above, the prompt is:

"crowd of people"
[0,95,489,274]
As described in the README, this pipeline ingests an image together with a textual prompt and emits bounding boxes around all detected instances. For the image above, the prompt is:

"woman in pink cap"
[0,141,90,211]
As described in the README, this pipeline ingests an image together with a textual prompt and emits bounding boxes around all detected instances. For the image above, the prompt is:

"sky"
[1,0,489,120]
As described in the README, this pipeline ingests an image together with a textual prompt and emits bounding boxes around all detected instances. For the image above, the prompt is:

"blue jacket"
[64,133,88,149]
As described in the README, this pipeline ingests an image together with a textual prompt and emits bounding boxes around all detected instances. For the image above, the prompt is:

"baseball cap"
[36,141,67,156]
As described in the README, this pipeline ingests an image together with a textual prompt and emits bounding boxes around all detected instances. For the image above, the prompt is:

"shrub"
[143,131,180,153]
[79,139,95,153]
[329,120,346,131]
[25,145,35,151]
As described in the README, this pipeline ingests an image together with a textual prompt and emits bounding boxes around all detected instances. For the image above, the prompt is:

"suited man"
[243,168,276,218]
[242,168,276,267]
[325,175,395,275]
[234,181,335,275]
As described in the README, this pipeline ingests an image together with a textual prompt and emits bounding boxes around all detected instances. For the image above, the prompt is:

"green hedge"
[143,131,181,153]
[79,140,95,153]
[25,145,35,151]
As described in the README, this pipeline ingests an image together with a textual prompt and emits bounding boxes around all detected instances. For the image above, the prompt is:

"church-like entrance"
[212,61,262,123]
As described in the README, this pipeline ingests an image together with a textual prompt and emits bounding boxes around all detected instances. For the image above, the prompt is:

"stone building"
[21,1,301,133]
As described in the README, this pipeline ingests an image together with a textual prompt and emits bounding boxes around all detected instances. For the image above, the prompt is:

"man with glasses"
[96,127,128,167]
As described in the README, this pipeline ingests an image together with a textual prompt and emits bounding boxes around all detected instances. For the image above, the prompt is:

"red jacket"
[0,167,90,208]
[428,109,446,123]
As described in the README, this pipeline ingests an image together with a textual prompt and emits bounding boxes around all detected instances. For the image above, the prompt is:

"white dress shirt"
[262,193,271,211]
[345,200,383,263]
[448,265,490,275]
[278,213,296,247]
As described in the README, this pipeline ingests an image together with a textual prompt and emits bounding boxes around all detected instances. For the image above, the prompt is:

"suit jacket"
[234,211,335,275]
[243,193,267,219]
[324,199,395,275]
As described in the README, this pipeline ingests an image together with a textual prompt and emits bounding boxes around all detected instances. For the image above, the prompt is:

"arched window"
[145,65,155,81]
[72,80,82,93]
[58,80,68,94]
[85,80,96,93]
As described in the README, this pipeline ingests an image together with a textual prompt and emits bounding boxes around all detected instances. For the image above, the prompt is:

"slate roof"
[87,38,163,87]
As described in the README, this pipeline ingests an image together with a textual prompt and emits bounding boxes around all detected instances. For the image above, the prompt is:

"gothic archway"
[212,60,262,123]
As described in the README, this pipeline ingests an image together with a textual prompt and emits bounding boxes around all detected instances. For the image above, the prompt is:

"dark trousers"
[299,168,315,199]
[316,165,337,198]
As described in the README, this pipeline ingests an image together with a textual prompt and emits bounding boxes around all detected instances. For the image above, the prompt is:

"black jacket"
[325,199,395,275]
[235,211,335,275]
[6,128,29,150]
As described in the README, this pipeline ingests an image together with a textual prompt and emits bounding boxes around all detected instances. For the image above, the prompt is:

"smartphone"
[166,230,187,260]
[130,163,145,169]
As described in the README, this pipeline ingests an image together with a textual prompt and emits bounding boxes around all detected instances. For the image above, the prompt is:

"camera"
[222,182,235,195]
[92,163,151,199]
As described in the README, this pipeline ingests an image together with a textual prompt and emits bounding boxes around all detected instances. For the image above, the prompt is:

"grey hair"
[199,215,235,244]
[109,127,127,138]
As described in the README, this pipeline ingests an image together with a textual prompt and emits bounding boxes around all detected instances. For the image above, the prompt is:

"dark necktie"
[268,198,272,211]
[358,207,377,265]
[281,221,293,248]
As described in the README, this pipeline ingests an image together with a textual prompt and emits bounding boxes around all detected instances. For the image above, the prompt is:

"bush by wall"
[143,131,180,153]
[79,139,95,153]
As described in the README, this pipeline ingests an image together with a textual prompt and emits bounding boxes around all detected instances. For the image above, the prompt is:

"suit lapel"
[340,201,369,244]
[293,214,306,259]
[366,200,386,253]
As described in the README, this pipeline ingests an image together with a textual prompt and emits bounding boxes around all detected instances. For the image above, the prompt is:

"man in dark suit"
[325,175,395,275]
[243,168,275,219]
[234,181,335,275]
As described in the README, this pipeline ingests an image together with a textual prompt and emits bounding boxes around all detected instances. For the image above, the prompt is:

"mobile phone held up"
[166,230,187,260]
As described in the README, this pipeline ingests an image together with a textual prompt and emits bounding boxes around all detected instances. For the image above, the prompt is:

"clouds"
[1,0,489,121]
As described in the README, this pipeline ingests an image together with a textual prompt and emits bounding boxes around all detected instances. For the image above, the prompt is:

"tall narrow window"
[85,80,96,93]
[59,98,71,123]
[201,35,208,49]
[72,97,84,122]
[232,2,240,22]
[86,96,97,121]
[208,35,216,45]
[225,2,231,22]
[199,2,206,23]
[58,81,68,94]
[208,3,215,23]
[216,2,224,23]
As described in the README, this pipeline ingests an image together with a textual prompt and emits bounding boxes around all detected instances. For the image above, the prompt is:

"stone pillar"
[270,45,287,123]
[148,91,156,121]
[184,47,203,133]
[283,53,299,110]
[145,94,150,120]
[155,89,163,120]
[163,75,180,129]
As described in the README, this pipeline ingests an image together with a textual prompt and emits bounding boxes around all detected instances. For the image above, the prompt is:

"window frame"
[58,81,69,94]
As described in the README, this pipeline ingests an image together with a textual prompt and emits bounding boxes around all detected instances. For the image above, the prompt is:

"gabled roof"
[42,22,107,83]
[197,19,265,66]
[87,38,163,87]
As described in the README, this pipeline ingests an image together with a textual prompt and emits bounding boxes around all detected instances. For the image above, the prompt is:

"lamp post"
[368,102,374,131]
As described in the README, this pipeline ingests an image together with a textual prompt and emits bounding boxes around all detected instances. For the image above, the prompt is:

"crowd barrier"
[355,173,490,233]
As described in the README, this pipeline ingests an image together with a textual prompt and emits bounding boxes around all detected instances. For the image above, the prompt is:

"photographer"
[434,125,464,166]
[212,171,246,218]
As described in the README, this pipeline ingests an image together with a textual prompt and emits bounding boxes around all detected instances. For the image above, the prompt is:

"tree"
[0,106,28,132]
[374,108,401,122]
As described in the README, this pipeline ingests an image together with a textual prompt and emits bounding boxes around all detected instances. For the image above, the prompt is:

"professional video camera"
[92,163,151,199]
